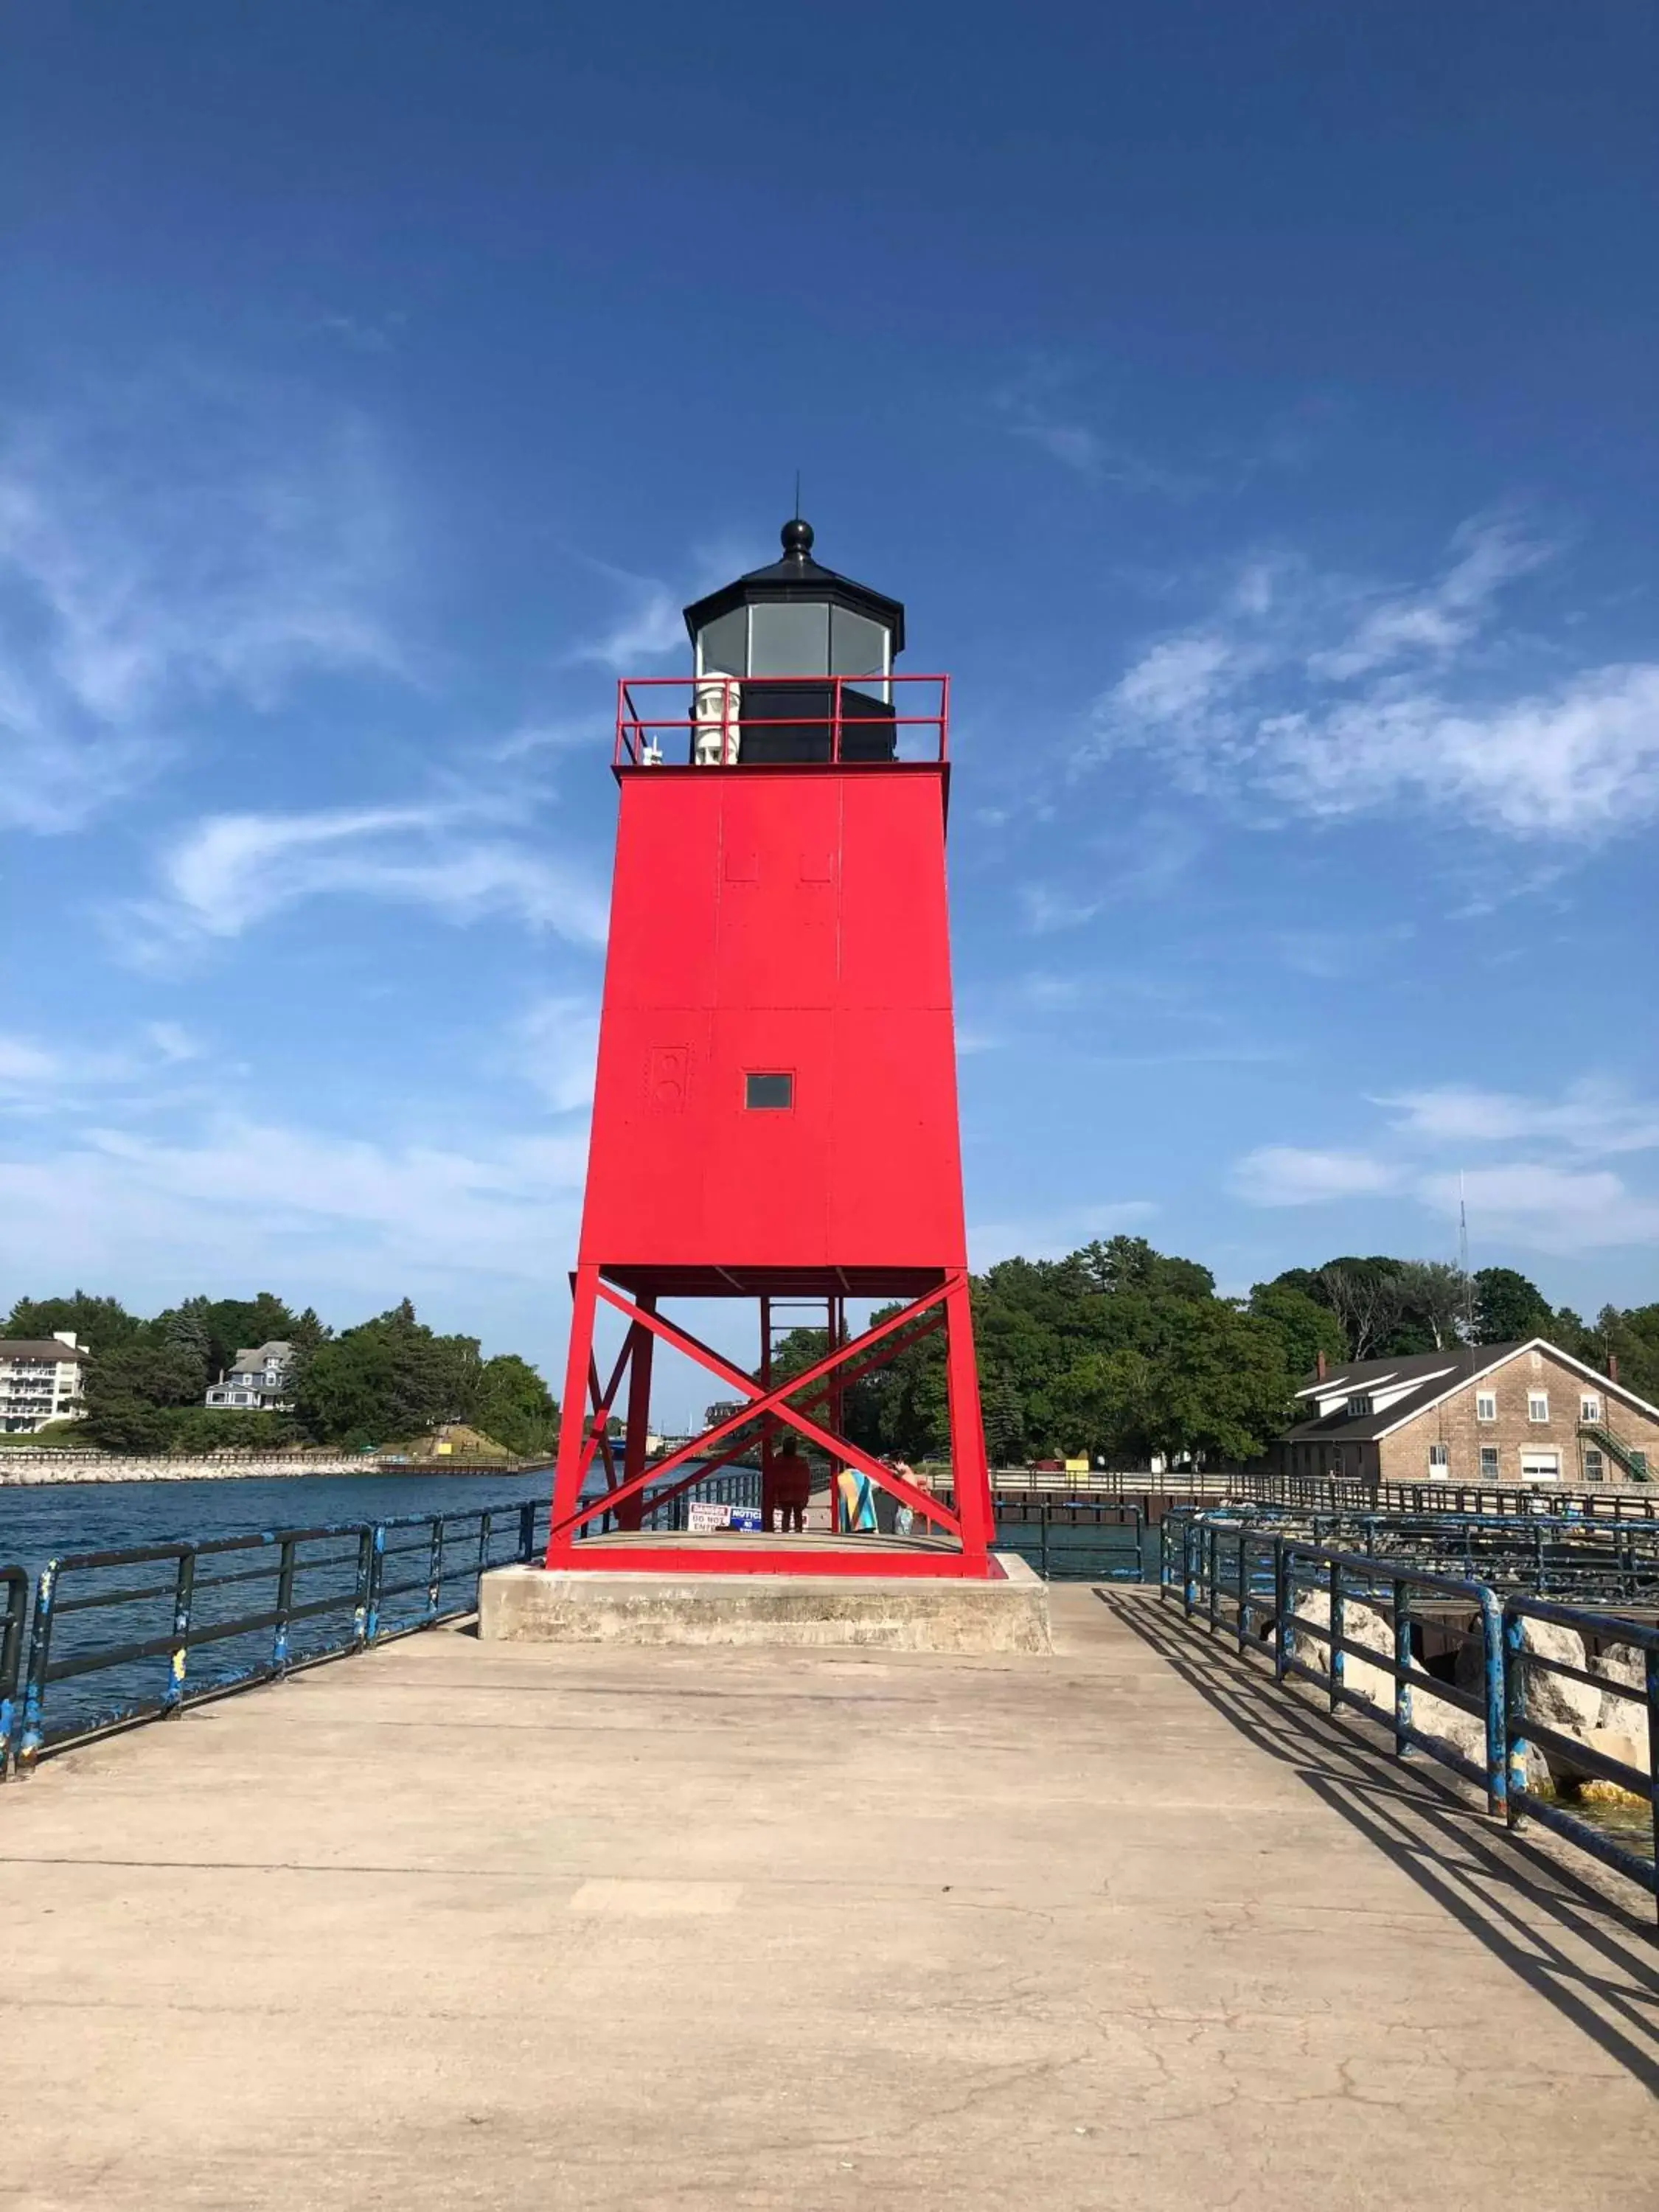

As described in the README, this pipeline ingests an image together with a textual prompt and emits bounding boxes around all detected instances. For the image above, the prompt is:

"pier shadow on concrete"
[1102,1589,1659,2093]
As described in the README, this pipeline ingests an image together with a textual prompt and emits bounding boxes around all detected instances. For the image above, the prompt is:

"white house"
[205,1340,296,1412]
[0,1332,90,1433]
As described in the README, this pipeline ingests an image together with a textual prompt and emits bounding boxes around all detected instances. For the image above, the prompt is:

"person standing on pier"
[771,1436,812,1534]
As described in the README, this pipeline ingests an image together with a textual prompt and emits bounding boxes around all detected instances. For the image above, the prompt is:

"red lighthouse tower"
[546,520,997,1577]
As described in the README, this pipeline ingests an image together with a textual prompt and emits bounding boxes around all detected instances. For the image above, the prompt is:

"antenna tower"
[1458,1171,1474,1338]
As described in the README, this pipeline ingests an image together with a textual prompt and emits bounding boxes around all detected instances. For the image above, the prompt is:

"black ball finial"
[781,516,814,561]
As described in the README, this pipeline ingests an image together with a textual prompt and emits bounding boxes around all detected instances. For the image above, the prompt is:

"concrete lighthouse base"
[477,1552,1051,1654]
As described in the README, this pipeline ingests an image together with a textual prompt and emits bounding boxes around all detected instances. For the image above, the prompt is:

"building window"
[1479,1445,1500,1479]
[1428,1443,1449,1475]
[1584,1448,1604,1481]
[1475,1392,1496,1422]
[1346,1394,1373,1417]
[744,1071,793,1110]
[1580,1394,1601,1423]
[1528,1392,1548,1424]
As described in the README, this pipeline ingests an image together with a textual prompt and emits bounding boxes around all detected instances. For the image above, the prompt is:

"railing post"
[1392,1576,1413,1760]
[1646,1645,1659,1924]
[16,1563,58,1776]
[1040,1504,1050,1581]
[0,1577,18,1781]
[426,1517,445,1624]
[162,1548,195,1717]
[1475,1589,1506,1815]
[1275,1541,1292,1681]
[366,1523,387,1646]
[352,1527,374,1649]
[1328,1557,1344,1714]
[518,1500,538,1562]
[272,1537,296,1677]
[1503,1606,1529,1828]
[1236,1531,1251,1655]
[1183,1520,1199,1619]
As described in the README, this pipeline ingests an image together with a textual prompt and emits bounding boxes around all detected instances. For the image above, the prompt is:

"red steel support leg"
[759,1295,776,1534]
[944,1272,994,1562]
[618,1301,655,1533]
[547,1264,602,1564]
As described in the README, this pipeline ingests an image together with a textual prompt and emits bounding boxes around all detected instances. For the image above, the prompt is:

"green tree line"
[4,1290,558,1457]
[764,1239,1658,1469]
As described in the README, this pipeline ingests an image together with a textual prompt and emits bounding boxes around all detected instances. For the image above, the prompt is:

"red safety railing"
[614,672,949,768]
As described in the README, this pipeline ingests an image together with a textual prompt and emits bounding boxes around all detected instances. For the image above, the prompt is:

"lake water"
[0,1472,560,1750]
[0,1470,554,1587]
[0,1472,1150,1750]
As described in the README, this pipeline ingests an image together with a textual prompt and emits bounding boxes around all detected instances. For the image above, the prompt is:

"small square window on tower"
[744,1071,793,1110]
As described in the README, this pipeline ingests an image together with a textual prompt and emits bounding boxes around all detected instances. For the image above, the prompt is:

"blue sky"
[3,3,1656,1420]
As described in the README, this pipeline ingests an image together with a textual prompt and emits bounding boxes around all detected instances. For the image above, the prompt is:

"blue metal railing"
[1162,1511,1506,1809]
[1503,1598,1659,1902]
[1229,1472,1659,1522]
[987,1498,1147,1582]
[1,1564,27,1775]
[1161,1509,1659,1923]
[12,1496,547,1775]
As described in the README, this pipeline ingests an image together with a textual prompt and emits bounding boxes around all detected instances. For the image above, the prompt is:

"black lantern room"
[681,520,905,762]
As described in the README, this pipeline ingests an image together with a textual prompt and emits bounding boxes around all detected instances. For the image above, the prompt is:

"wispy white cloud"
[968,1200,1157,1269]
[0,375,411,832]
[512,993,600,1112]
[1380,1079,1659,1158]
[485,718,598,762]
[1419,1163,1659,1253]
[1018,884,1103,935]
[1097,518,1659,843]
[992,361,1198,495]
[1230,1147,1401,1206]
[1304,517,1548,681]
[129,802,608,956]
[568,554,687,672]
[1233,1076,1659,1251]
[0,1034,62,1088]
[0,1113,588,1298]
[0,1023,209,1110]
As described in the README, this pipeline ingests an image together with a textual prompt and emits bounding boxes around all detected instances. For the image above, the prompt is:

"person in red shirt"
[771,1437,812,1533]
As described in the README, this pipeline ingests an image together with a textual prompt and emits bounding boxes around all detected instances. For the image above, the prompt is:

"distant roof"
[681,518,907,655]
[0,1339,91,1363]
[232,1340,293,1366]
[1282,1335,1659,1442]
[1284,1343,1523,1441]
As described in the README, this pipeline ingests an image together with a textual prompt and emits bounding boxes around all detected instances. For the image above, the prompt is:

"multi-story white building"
[204,1340,296,1412]
[0,1332,89,1433]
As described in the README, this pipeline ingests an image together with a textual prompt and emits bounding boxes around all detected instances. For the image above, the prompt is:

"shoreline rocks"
[0,1455,535,1486]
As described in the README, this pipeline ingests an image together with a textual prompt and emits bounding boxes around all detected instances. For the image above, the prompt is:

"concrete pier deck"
[1,1588,1655,2209]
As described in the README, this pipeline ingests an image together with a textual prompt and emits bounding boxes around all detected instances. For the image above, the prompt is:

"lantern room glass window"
[695,603,894,687]
[830,608,888,675]
[696,608,748,677]
[748,602,830,677]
